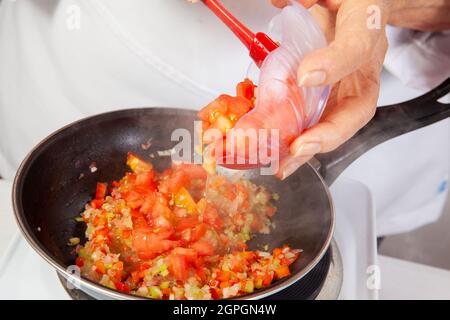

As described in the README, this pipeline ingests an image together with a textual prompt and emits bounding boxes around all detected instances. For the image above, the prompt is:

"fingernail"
[298,70,327,87]
[292,142,321,158]
[280,162,301,180]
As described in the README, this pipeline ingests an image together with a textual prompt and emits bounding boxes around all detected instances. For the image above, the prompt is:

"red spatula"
[202,0,279,67]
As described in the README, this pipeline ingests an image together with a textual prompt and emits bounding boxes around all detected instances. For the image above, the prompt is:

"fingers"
[297,0,389,87]
[276,155,312,180]
[291,87,377,154]
[271,0,289,8]
[271,0,319,9]
[293,46,385,155]
[277,65,383,179]
[278,30,387,180]
[277,88,376,179]
[317,0,343,11]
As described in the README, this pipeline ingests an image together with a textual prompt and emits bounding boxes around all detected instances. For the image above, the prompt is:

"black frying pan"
[12,78,450,300]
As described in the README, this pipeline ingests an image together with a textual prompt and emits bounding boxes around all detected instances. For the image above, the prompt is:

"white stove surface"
[0,177,378,300]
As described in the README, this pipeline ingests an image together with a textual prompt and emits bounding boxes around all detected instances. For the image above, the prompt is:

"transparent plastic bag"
[223,1,331,170]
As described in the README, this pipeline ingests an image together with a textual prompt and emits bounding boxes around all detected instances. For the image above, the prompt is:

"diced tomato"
[133,229,180,259]
[236,79,256,101]
[131,210,149,229]
[212,114,233,134]
[153,216,172,229]
[175,216,199,232]
[168,254,189,281]
[140,194,155,214]
[95,183,108,200]
[227,96,253,119]
[122,228,132,238]
[152,227,175,240]
[175,163,207,181]
[127,152,153,174]
[203,206,223,230]
[190,223,207,242]
[136,171,156,189]
[151,201,172,219]
[273,248,283,257]
[190,241,215,256]
[197,95,229,122]
[172,247,197,263]
[75,150,301,300]
[123,190,145,209]
[224,188,237,200]
[196,266,207,282]
[162,169,190,194]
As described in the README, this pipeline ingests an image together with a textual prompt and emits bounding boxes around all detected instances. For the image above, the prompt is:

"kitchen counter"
[379,255,450,300]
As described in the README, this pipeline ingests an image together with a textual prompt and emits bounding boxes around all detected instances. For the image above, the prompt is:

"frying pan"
[13,78,450,300]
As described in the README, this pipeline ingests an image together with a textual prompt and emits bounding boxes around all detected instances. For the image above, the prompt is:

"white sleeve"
[384,26,450,91]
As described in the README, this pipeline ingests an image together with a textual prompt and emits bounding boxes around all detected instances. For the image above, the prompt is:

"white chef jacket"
[0,0,448,236]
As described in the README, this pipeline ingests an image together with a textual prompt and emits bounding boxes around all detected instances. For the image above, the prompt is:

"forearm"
[389,0,450,31]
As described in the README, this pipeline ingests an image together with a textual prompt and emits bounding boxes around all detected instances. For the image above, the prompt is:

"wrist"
[388,0,450,32]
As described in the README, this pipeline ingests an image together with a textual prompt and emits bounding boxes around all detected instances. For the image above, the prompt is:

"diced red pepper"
[274,265,291,279]
[114,281,130,293]
[95,182,108,200]
[75,257,84,268]
[217,270,231,282]
[95,260,106,274]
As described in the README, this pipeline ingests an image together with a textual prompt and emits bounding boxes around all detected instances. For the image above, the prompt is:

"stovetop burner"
[58,241,342,300]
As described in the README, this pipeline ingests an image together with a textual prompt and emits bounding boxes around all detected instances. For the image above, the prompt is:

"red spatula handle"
[202,0,278,67]
[202,0,255,50]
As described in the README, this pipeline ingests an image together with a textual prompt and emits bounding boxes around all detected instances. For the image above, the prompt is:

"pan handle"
[315,77,450,186]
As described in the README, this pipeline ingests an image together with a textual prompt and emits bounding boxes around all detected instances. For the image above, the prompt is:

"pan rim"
[12,107,335,300]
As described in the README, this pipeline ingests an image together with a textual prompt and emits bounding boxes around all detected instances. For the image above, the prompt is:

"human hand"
[270,1,389,179]
[389,0,450,32]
